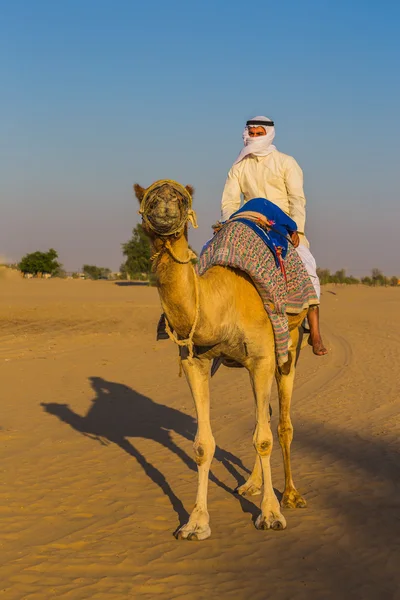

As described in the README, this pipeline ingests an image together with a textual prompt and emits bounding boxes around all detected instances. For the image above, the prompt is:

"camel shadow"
[41,377,257,530]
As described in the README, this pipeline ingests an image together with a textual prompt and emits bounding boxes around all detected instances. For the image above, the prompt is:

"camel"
[134,179,308,540]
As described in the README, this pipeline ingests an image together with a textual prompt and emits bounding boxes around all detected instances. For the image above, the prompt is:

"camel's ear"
[185,185,195,198]
[133,183,145,203]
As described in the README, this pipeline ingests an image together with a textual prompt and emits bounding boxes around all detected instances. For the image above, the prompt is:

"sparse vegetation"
[82,265,111,280]
[11,244,398,288]
[317,268,399,287]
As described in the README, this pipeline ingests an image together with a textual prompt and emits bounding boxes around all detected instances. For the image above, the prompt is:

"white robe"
[221,150,307,234]
[221,150,320,297]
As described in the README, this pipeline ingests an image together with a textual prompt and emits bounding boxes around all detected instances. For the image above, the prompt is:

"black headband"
[246,119,274,127]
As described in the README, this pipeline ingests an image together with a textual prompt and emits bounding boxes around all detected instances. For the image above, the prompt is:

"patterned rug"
[198,221,319,365]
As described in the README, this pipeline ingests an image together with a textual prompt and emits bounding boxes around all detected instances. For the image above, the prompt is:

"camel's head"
[134,180,197,237]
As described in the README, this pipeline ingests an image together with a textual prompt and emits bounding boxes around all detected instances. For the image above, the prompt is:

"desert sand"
[1,273,399,599]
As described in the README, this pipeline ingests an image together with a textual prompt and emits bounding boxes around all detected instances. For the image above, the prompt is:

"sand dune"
[1,278,399,599]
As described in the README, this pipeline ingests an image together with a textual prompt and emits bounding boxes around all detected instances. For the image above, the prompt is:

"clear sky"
[1,0,399,276]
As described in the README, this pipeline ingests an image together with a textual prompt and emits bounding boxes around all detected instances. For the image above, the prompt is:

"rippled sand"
[1,276,399,599]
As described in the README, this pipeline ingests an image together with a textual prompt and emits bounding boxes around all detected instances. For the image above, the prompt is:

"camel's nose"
[158,198,180,218]
[147,197,182,234]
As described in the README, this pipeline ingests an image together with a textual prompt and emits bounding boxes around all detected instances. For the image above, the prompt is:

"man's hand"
[290,231,300,248]
[212,221,223,235]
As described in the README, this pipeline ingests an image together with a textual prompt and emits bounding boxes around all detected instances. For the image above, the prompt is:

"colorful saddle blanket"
[199,220,318,365]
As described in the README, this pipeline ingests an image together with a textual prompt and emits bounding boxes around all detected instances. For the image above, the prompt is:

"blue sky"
[1,0,399,275]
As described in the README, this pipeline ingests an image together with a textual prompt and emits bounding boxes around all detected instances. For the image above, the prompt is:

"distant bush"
[82,265,111,280]
[129,272,149,281]
[53,266,67,278]
[318,268,399,287]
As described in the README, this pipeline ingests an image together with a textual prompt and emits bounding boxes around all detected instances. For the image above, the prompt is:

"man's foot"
[308,336,328,356]
[306,306,327,356]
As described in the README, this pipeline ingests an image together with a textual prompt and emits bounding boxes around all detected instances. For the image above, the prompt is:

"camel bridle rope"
[141,180,200,368]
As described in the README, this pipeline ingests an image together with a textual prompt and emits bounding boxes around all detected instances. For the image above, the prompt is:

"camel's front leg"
[275,331,307,509]
[177,357,215,541]
[251,359,287,530]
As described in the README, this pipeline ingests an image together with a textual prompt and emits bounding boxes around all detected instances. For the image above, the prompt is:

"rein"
[151,239,200,367]
[150,239,197,266]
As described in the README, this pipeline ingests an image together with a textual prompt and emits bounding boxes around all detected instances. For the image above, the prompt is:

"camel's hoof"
[255,512,287,531]
[281,492,307,509]
[235,482,262,497]
[177,531,199,541]
[176,524,211,541]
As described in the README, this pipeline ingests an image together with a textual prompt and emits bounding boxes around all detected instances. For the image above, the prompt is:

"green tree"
[121,224,152,278]
[18,248,60,276]
[82,265,111,280]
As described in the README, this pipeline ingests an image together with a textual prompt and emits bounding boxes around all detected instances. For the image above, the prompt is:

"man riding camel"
[221,115,327,356]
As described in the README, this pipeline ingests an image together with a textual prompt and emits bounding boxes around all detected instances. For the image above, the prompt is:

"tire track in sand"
[294,324,353,405]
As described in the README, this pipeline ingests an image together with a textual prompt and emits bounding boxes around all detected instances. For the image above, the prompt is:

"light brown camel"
[134,179,308,540]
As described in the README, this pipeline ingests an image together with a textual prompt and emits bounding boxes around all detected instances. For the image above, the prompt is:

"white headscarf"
[233,115,277,165]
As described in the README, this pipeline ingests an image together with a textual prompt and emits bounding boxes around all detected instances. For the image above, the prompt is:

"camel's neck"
[154,235,198,337]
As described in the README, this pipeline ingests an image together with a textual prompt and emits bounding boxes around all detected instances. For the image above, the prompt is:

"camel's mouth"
[141,182,191,236]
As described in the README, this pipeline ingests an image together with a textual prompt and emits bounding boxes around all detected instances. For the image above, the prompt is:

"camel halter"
[141,180,199,369]
[150,240,200,372]
[139,179,198,236]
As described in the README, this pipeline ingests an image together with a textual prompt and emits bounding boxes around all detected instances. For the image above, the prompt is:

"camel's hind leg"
[251,358,287,530]
[276,328,307,508]
[177,357,215,541]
